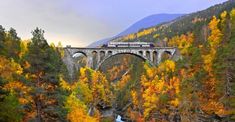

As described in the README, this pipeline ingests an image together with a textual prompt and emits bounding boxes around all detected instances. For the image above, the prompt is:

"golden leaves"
[131,90,138,108]
[158,60,176,72]
[137,28,156,38]
[3,81,33,105]
[230,9,235,26]
[65,94,98,122]
[141,60,180,118]
[114,27,156,41]
[0,56,23,81]
[168,32,194,56]
[123,33,136,41]
[208,16,223,48]
[170,98,179,107]
[59,76,71,91]
[62,67,113,121]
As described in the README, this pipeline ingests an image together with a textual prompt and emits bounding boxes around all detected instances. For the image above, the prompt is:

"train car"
[106,42,155,48]
[107,43,117,47]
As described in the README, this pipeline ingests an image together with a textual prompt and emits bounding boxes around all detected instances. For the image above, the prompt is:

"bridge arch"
[95,52,152,70]
[72,51,87,57]
[164,50,174,55]
[107,51,112,56]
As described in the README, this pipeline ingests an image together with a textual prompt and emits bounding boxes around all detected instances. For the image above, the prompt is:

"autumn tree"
[0,25,6,56]
[4,28,21,61]
[0,56,23,122]
[138,60,180,120]
[213,9,235,120]
[61,67,114,121]
[24,28,67,121]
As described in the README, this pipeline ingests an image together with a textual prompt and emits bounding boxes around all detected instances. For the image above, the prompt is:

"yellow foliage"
[144,64,156,78]
[91,71,112,104]
[158,60,175,72]
[202,16,222,73]
[202,54,213,73]
[168,33,194,55]
[123,33,136,40]
[220,11,227,25]
[230,9,235,26]
[137,28,156,38]
[64,67,113,121]
[141,60,180,118]
[170,98,179,107]
[65,94,98,122]
[153,33,160,38]
[61,67,112,121]
[59,76,71,91]
[19,40,29,58]
[131,90,138,108]
[80,67,89,78]
[208,16,223,48]
[76,81,93,104]
[197,15,227,116]
[231,8,235,18]
[0,56,23,81]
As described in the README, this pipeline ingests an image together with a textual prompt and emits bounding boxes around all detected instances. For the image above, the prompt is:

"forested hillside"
[0,0,235,122]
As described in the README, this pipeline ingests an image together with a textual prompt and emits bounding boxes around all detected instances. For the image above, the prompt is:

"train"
[101,42,155,48]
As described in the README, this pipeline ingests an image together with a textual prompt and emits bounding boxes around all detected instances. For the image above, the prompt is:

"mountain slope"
[112,0,235,44]
[116,14,184,37]
[88,14,183,47]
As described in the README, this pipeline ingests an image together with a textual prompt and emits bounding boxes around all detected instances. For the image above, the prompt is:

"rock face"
[100,108,115,118]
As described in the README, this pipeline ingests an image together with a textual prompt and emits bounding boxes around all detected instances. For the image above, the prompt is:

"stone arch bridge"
[64,46,177,70]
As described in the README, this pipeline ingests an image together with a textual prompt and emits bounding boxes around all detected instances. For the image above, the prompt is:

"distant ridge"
[88,13,183,47]
[116,14,184,37]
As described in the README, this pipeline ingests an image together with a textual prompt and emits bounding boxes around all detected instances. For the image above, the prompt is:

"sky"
[0,0,228,47]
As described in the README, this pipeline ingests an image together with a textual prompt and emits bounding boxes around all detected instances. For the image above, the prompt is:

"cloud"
[0,0,120,47]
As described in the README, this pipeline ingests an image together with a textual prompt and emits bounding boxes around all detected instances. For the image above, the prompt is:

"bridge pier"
[150,51,153,63]
[143,51,146,58]
[86,53,93,69]
[97,51,100,66]
[157,50,163,64]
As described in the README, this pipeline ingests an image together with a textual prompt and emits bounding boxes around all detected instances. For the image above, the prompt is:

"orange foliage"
[116,75,130,89]
[199,16,225,114]
[4,81,32,104]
